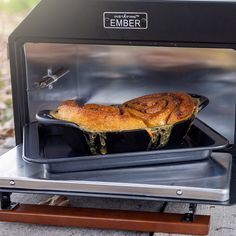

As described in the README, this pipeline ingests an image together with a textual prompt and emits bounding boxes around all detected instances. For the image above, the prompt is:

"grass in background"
[0,0,40,13]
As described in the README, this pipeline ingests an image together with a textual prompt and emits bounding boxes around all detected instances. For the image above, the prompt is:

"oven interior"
[18,42,235,174]
[24,43,236,142]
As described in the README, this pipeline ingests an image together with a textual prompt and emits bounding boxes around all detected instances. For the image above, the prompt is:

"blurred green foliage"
[0,0,40,12]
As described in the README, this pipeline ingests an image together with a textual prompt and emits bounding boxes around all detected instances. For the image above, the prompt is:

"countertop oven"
[1,0,236,234]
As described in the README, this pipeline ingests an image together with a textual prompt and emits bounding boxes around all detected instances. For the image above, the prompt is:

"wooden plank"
[157,203,236,236]
[0,204,210,235]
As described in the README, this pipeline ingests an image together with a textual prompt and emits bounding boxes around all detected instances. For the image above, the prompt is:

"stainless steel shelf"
[0,145,232,202]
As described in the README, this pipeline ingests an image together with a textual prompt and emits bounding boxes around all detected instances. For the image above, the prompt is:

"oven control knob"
[176,189,183,196]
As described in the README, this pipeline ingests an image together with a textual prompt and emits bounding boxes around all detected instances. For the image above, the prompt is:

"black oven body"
[4,0,236,205]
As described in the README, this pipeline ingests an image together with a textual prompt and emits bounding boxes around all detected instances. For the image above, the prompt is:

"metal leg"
[149,202,168,236]
[0,193,11,210]
[0,192,18,210]
[182,203,198,222]
[159,202,168,213]
[150,203,198,235]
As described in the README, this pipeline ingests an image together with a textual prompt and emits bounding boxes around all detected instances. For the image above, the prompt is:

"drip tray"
[23,118,228,173]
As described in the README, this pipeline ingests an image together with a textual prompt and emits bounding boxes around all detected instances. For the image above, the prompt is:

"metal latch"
[35,68,70,89]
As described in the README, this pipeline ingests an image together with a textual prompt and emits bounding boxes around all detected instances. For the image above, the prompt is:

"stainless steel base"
[0,145,232,202]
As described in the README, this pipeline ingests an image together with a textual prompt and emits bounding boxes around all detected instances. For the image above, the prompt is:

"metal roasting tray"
[35,94,209,155]
[23,118,229,173]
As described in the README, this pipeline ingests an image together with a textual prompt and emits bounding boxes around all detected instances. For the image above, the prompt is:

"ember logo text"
[103,12,148,29]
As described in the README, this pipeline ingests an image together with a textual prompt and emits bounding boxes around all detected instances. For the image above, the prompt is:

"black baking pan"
[36,94,209,155]
[23,118,229,173]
